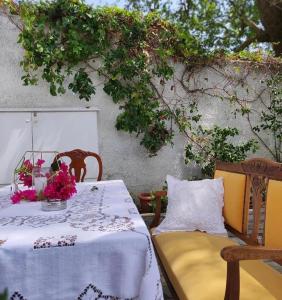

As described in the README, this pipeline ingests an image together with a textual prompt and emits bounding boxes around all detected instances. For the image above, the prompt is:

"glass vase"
[32,166,49,196]
[41,199,67,211]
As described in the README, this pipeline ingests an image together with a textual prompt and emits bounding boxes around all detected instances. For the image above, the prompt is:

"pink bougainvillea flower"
[20,174,32,187]
[11,189,37,204]
[12,161,76,204]
[36,159,45,167]
[43,163,76,201]
[23,160,33,169]
[17,159,45,187]
[11,192,21,204]
[18,160,33,187]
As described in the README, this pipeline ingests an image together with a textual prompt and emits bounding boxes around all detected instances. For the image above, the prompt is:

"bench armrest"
[149,190,167,229]
[221,245,282,261]
[220,245,282,300]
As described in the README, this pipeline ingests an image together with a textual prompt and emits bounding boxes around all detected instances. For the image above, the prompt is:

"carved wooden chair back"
[54,149,103,182]
[215,158,282,247]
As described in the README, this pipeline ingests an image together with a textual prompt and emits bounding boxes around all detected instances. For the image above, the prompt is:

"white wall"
[0,13,273,198]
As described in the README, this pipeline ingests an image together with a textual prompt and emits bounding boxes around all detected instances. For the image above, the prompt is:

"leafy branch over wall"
[2,0,282,175]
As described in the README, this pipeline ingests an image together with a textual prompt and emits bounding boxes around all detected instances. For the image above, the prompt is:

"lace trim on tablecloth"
[77,283,137,300]
[10,292,27,300]
[33,235,77,249]
[9,280,162,300]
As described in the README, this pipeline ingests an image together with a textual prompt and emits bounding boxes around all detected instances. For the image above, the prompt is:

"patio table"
[0,180,163,300]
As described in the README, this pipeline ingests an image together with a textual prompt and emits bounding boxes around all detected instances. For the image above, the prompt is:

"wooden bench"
[150,158,282,300]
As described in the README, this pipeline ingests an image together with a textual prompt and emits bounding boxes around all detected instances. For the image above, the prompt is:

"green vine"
[3,0,282,175]
[14,0,200,152]
[253,74,282,162]
[185,125,258,176]
[0,289,8,300]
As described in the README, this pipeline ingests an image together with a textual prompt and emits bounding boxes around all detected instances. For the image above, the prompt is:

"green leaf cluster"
[253,74,282,162]
[0,289,8,300]
[14,0,204,155]
[7,0,280,176]
[126,0,262,53]
[185,126,258,176]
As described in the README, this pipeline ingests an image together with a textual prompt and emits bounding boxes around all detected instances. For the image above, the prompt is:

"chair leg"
[224,261,240,300]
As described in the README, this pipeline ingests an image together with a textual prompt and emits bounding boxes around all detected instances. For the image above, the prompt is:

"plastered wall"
[0,13,272,198]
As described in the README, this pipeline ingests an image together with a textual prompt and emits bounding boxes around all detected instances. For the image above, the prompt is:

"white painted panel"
[0,112,32,184]
[33,111,99,180]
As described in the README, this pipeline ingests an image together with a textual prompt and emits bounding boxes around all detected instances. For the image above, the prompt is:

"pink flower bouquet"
[11,159,76,204]
[43,163,76,201]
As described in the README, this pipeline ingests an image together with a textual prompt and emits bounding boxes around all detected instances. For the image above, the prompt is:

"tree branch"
[149,79,212,156]
[234,36,258,52]
[265,0,282,11]
[243,18,265,36]
[0,2,23,32]
[233,15,271,52]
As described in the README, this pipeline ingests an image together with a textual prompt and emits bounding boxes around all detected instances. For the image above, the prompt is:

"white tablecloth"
[0,180,163,300]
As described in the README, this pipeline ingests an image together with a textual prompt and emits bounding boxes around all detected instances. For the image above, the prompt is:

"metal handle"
[33,112,38,123]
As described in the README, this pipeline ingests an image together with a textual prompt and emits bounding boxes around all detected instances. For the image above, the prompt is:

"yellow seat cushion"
[152,231,282,300]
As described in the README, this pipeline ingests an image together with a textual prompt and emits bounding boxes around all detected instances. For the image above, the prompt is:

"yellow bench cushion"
[152,231,282,300]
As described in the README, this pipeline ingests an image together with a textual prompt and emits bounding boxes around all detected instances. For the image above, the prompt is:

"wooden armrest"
[221,245,282,262]
[221,245,282,300]
[149,190,167,229]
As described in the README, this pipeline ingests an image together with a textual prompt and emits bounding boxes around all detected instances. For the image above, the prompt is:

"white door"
[0,112,33,185]
[32,111,99,180]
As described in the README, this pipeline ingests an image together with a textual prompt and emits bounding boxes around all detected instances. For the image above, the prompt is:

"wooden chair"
[54,149,103,182]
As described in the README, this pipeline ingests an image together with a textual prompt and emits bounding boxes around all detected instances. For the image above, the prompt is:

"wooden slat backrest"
[54,149,103,182]
[215,158,282,246]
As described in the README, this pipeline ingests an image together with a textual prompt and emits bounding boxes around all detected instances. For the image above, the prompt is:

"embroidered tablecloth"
[0,180,163,300]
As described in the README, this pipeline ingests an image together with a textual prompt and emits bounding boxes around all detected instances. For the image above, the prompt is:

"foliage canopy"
[2,0,281,175]
[126,0,282,56]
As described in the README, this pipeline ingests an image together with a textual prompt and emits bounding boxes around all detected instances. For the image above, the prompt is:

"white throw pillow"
[154,175,227,235]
